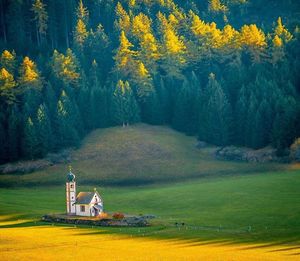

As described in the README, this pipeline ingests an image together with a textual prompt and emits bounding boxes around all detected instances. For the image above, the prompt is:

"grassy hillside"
[0,124,287,187]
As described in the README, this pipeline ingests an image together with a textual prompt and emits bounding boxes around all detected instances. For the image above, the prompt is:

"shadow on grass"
[1,219,300,257]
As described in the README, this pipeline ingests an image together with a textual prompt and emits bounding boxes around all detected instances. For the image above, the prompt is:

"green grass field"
[1,124,300,246]
[1,170,300,245]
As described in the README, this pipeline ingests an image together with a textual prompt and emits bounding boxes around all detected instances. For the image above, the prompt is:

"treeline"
[0,0,300,164]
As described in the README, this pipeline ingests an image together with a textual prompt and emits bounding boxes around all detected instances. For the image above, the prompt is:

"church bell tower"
[66,166,76,215]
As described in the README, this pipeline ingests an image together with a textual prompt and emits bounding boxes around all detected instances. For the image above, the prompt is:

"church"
[66,167,104,217]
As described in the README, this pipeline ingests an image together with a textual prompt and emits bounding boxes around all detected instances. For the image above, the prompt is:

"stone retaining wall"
[42,214,150,227]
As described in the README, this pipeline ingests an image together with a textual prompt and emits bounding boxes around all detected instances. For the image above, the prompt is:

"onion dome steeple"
[67,165,75,182]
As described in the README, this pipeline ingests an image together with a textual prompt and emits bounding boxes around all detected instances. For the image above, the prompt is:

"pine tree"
[74,19,88,50]
[235,84,248,145]
[112,80,140,126]
[56,90,80,148]
[18,57,43,90]
[0,50,17,73]
[36,104,52,157]
[0,113,6,163]
[51,49,80,86]
[31,0,48,46]
[172,74,200,135]
[7,105,20,161]
[114,31,137,77]
[201,73,233,146]
[22,117,39,159]
[0,68,17,104]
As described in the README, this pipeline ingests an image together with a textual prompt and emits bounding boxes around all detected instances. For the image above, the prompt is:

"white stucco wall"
[75,192,104,217]
[75,204,91,216]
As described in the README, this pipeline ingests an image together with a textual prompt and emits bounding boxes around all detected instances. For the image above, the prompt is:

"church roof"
[75,191,101,204]
[93,205,102,210]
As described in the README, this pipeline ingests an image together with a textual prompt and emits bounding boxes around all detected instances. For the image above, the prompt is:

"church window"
[70,184,73,188]
[80,205,85,212]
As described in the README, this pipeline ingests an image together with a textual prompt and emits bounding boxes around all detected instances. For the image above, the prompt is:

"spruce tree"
[36,104,52,157]
[7,105,20,161]
[112,80,140,126]
[56,90,80,148]
[22,117,39,159]
[202,73,233,146]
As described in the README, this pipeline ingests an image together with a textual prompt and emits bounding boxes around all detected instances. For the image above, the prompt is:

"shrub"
[290,138,300,162]
[112,212,125,219]
[97,212,109,220]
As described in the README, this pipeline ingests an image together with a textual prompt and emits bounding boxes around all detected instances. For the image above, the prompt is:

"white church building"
[66,168,104,217]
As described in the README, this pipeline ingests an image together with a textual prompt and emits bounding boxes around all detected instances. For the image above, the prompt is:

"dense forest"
[0,0,300,163]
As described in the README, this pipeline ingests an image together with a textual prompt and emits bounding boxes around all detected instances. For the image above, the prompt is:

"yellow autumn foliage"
[209,0,228,12]
[0,50,16,71]
[137,62,149,77]
[115,2,131,33]
[274,17,293,43]
[19,56,40,84]
[52,49,80,85]
[0,68,16,90]
[239,24,267,48]
[75,19,88,47]
[132,13,152,38]
[115,31,137,71]
[273,35,283,47]
[164,28,186,55]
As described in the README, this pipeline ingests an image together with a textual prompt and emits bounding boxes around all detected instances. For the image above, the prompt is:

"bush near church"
[113,212,125,220]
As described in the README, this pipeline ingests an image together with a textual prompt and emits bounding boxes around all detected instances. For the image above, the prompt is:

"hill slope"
[0,124,286,187]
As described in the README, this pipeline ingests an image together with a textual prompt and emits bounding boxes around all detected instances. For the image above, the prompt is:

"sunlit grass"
[1,223,300,260]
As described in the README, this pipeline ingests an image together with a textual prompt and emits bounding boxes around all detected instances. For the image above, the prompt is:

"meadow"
[1,125,300,260]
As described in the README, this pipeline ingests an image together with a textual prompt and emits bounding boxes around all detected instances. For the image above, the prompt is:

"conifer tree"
[31,0,48,46]
[56,90,80,147]
[51,49,80,86]
[112,80,140,126]
[7,105,20,161]
[36,104,52,157]
[0,50,16,73]
[0,114,6,163]
[201,73,233,146]
[114,31,137,77]
[0,68,16,104]
[18,57,42,90]
[22,117,39,159]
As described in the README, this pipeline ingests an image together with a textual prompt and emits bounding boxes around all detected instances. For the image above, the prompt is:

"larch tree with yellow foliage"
[74,0,89,51]
[132,13,160,73]
[18,57,42,90]
[0,68,17,104]
[115,2,131,34]
[31,0,48,46]
[51,49,80,86]
[158,12,186,78]
[209,0,228,13]
[0,50,16,73]
[239,24,267,63]
[114,31,137,77]
[275,17,293,43]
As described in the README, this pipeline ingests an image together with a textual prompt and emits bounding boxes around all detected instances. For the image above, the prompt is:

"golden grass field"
[1,218,300,261]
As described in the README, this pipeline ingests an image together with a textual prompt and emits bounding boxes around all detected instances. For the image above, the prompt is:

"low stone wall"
[42,214,150,227]
[214,146,282,163]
